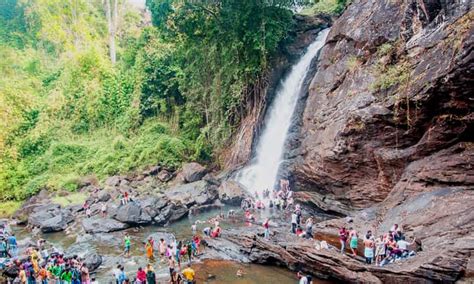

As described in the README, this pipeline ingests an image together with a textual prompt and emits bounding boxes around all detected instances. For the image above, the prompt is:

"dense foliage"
[0,0,301,201]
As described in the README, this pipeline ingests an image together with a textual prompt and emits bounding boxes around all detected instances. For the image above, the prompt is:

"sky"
[127,0,146,9]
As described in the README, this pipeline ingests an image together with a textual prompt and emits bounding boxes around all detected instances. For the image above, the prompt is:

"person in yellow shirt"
[181,263,195,284]
[19,267,27,284]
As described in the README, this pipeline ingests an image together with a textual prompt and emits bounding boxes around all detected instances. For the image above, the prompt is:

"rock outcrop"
[293,0,473,210]
[204,224,471,283]
[181,162,208,183]
[82,217,129,233]
[27,204,74,233]
[283,0,473,282]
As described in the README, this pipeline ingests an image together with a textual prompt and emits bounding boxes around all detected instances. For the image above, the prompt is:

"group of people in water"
[0,225,95,284]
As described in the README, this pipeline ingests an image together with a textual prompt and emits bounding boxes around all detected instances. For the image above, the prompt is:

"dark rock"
[217,181,247,206]
[82,217,129,233]
[181,162,207,183]
[97,191,111,202]
[153,203,188,225]
[140,196,168,218]
[143,165,161,176]
[84,253,102,271]
[168,203,188,222]
[28,206,74,233]
[114,202,151,225]
[165,180,218,207]
[157,170,173,182]
[65,242,102,271]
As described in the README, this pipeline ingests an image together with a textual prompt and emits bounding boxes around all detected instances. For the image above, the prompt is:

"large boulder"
[181,162,207,183]
[165,180,218,207]
[218,181,247,206]
[28,205,74,233]
[153,203,188,225]
[114,202,152,225]
[65,242,102,271]
[157,170,173,182]
[82,217,129,233]
[140,196,168,218]
[97,191,111,202]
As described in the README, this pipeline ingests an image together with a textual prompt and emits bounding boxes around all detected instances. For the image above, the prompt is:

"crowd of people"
[1,224,96,284]
[118,232,198,284]
[2,177,420,283]
[339,224,417,266]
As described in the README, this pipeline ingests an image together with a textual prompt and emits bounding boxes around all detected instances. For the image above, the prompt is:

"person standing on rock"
[291,212,298,234]
[168,256,176,282]
[146,241,155,262]
[363,233,375,264]
[123,233,131,258]
[159,238,167,261]
[101,203,107,218]
[146,264,156,284]
[349,228,358,256]
[263,218,270,239]
[7,233,17,257]
[182,263,195,284]
[339,227,349,254]
[305,217,314,239]
[80,263,90,284]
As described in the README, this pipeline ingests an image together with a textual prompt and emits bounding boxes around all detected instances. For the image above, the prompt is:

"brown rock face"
[293,0,473,209]
[285,0,474,282]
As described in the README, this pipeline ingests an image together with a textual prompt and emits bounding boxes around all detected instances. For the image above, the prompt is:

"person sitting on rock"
[203,226,212,237]
[210,226,222,238]
[295,226,304,237]
[396,236,416,256]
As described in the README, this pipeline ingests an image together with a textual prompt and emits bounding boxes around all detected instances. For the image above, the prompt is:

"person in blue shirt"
[8,233,17,257]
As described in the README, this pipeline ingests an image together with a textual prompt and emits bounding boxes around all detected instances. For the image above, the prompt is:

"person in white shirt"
[291,213,298,234]
[397,236,416,252]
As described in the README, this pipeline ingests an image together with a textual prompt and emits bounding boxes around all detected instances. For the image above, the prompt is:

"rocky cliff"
[293,0,472,211]
[287,0,473,282]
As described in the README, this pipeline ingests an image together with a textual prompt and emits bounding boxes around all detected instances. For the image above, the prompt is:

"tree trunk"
[105,0,116,64]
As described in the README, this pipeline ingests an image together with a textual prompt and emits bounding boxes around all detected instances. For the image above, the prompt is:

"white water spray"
[237,29,330,195]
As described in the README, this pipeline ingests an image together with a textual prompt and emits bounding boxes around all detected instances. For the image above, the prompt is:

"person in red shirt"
[339,227,349,254]
[136,267,146,284]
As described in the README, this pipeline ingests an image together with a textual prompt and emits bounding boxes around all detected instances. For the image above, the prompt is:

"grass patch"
[51,192,88,207]
[0,200,22,218]
[370,62,411,91]
[1,118,193,201]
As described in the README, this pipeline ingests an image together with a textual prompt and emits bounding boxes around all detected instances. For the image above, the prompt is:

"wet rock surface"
[217,181,248,206]
[27,205,74,233]
[82,217,129,233]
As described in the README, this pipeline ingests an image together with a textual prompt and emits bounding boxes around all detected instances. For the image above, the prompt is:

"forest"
[0,0,347,205]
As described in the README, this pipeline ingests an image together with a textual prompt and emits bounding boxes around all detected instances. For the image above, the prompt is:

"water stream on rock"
[236,29,330,195]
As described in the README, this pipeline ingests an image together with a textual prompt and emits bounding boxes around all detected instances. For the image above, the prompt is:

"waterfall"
[236,29,330,195]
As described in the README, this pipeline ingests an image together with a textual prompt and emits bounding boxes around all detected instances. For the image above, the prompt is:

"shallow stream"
[11,206,332,283]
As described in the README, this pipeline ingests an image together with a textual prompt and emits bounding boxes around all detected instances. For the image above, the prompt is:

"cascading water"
[237,29,330,195]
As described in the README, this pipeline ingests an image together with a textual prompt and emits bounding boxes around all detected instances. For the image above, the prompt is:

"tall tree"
[105,0,117,63]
